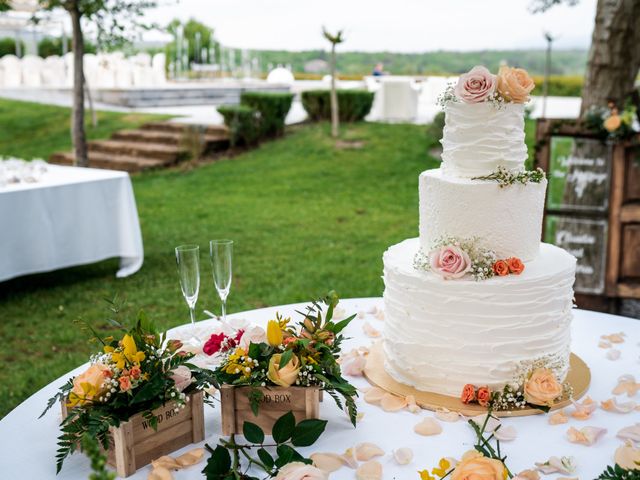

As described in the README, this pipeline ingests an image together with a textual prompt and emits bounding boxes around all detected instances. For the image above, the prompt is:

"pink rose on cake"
[430,245,472,280]
[454,66,496,104]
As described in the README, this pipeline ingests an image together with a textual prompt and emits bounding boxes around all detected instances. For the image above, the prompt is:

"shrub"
[531,75,583,97]
[301,89,374,122]
[240,92,294,137]
[217,105,260,147]
[426,111,445,146]
[38,37,63,57]
[0,38,24,57]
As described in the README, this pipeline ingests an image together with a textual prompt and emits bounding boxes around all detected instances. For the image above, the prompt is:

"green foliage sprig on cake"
[40,299,218,473]
[471,166,546,188]
[203,411,328,480]
[205,291,359,425]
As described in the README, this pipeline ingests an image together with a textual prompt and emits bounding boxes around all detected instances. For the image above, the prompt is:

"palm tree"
[322,27,345,138]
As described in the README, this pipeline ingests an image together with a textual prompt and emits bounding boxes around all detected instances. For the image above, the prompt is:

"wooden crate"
[220,385,320,435]
[61,390,205,477]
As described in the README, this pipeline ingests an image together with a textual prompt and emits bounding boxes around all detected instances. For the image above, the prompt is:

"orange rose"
[461,384,476,404]
[524,368,563,407]
[477,386,491,407]
[507,257,525,275]
[267,353,301,387]
[496,66,535,103]
[130,365,141,379]
[604,114,622,132]
[451,451,506,480]
[493,260,509,276]
[69,363,111,405]
[119,375,132,392]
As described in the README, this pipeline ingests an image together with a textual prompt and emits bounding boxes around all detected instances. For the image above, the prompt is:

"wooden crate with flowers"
[204,292,358,434]
[41,310,217,477]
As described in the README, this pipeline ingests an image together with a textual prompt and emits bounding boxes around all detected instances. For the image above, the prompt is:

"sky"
[142,0,598,52]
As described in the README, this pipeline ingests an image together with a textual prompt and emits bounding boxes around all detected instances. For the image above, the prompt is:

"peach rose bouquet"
[451,451,507,480]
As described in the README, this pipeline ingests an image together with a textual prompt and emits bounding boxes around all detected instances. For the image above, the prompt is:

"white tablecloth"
[1,298,638,479]
[0,165,143,281]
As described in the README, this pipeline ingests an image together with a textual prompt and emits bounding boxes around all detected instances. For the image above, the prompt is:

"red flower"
[234,329,244,343]
[477,386,492,407]
[493,260,509,276]
[461,384,476,404]
[203,332,228,356]
[507,257,525,275]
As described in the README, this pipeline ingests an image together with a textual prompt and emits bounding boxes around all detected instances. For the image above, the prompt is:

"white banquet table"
[0,165,144,281]
[1,298,638,479]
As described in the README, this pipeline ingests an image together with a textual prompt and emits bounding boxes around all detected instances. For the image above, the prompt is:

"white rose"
[275,462,328,480]
[239,325,267,349]
[170,365,193,392]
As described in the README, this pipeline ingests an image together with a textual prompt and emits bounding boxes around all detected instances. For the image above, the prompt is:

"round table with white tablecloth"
[0,298,638,479]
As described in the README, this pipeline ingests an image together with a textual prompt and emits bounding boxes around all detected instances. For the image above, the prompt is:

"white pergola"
[0,2,67,56]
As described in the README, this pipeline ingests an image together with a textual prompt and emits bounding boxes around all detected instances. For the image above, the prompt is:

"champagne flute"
[175,244,201,342]
[209,239,233,323]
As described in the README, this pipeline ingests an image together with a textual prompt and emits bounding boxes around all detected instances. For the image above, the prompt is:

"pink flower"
[429,245,472,279]
[454,66,496,104]
[170,365,193,392]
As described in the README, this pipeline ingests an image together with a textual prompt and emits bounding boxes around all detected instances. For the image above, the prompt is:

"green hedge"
[0,38,24,57]
[301,89,374,122]
[217,105,260,147]
[531,75,583,97]
[240,92,294,137]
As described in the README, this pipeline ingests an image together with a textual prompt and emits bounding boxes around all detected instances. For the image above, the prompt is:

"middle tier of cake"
[419,168,547,262]
[382,237,576,397]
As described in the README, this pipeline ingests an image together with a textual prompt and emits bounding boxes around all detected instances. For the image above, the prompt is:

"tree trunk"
[69,2,88,167]
[329,44,339,138]
[580,0,640,114]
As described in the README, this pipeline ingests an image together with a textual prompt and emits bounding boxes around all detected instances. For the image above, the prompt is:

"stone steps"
[49,151,168,172]
[141,122,228,136]
[111,129,229,147]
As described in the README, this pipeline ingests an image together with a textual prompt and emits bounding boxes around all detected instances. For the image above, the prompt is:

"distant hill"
[251,49,588,77]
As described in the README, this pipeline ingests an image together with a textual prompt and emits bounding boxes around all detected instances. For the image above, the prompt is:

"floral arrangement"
[414,236,525,281]
[583,101,638,140]
[40,307,217,473]
[205,291,359,425]
[438,65,535,108]
[472,166,546,188]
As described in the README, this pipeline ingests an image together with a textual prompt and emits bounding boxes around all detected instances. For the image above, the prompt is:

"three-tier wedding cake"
[382,66,577,402]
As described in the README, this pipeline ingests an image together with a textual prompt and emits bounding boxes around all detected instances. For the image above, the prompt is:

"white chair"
[379,77,420,122]
[114,58,133,87]
[151,53,166,85]
[1,55,22,87]
[41,56,66,87]
[21,55,43,87]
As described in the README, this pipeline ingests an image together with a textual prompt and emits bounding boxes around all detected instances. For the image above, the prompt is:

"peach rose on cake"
[493,260,509,277]
[477,386,491,407]
[430,245,472,280]
[275,462,327,480]
[268,353,301,387]
[496,66,535,103]
[461,384,476,404]
[451,450,506,480]
[507,257,525,275]
[524,368,563,407]
[455,66,497,104]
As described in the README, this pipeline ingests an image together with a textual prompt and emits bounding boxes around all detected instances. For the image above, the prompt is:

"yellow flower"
[224,347,253,380]
[419,470,436,480]
[105,334,146,370]
[267,320,283,346]
[432,458,451,477]
[267,353,300,387]
[604,114,622,132]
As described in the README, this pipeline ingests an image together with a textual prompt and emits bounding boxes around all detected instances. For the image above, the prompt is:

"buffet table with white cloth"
[1,298,638,478]
[0,164,143,281]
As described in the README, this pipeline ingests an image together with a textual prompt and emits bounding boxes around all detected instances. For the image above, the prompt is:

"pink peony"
[170,365,193,392]
[454,66,496,104]
[430,245,472,279]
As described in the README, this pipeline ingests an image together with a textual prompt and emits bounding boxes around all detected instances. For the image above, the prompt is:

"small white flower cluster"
[295,365,323,387]
[414,236,497,281]
[492,384,527,411]
[436,83,458,108]
[486,91,507,110]
[97,376,122,402]
[513,353,568,388]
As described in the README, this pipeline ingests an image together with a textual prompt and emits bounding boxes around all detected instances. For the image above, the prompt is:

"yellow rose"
[267,320,284,346]
[524,368,563,406]
[451,451,506,480]
[496,66,535,103]
[604,114,622,132]
[267,353,300,387]
[68,363,111,406]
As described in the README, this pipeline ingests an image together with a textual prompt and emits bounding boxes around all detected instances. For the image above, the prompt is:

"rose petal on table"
[343,355,366,376]
[380,392,407,412]
[414,417,443,436]
[362,322,381,338]
[549,409,569,425]
[148,466,174,480]
[566,426,607,445]
[332,306,346,320]
[175,448,204,467]
[469,413,501,433]
[513,470,540,480]
[357,311,366,319]
[358,345,370,355]
[614,441,640,470]
[374,309,385,321]
[601,397,637,413]
[151,456,181,470]
[606,349,621,360]
[434,407,459,422]
[557,477,579,480]
[613,374,640,397]
[598,340,612,348]
[571,396,597,420]
[601,332,625,343]
[354,442,385,461]
[406,395,421,413]
[340,447,359,469]
[494,425,517,441]
[367,305,379,315]
[617,423,640,442]
[311,452,346,473]
[364,387,386,404]
[393,447,413,465]
[356,460,383,480]
[534,456,576,475]
[356,412,365,422]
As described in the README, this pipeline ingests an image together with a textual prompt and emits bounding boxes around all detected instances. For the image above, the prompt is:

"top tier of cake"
[440,102,528,178]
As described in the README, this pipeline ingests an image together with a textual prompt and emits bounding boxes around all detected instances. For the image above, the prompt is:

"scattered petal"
[343,356,366,376]
[469,414,501,433]
[434,407,459,422]
[151,456,181,470]
[494,425,517,442]
[364,387,386,404]
[367,306,379,315]
[362,322,381,338]
[375,309,385,321]
[535,456,576,475]
[617,423,640,442]
[549,410,569,425]
[340,448,359,469]
[566,426,607,446]
[357,311,366,319]
[613,375,640,397]
[557,477,578,480]
[601,398,637,413]
[615,441,640,470]
[311,453,345,473]
[175,448,204,467]
[406,395,421,413]
[356,460,383,480]
[414,417,443,436]
[606,349,621,361]
[333,307,346,320]
[393,447,413,465]
[598,340,612,349]
[601,332,625,343]
[513,470,540,480]
[380,393,407,412]
[148,467,174,480]
[356,412,365,422]
[354,442,385,461]
[571,396,597,420]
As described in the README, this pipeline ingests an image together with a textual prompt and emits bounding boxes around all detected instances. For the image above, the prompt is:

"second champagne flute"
[209,239,233,323]
[175,244,200,343]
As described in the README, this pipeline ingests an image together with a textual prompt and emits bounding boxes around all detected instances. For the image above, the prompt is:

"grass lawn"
[0,99,537,418]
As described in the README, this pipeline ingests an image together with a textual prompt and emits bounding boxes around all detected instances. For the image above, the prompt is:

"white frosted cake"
[382,66,576,400]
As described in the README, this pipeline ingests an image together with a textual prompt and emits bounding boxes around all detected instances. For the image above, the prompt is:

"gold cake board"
[364,342,591,418]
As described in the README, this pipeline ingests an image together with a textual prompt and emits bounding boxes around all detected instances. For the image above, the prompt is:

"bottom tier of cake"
[382,238,577,397]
